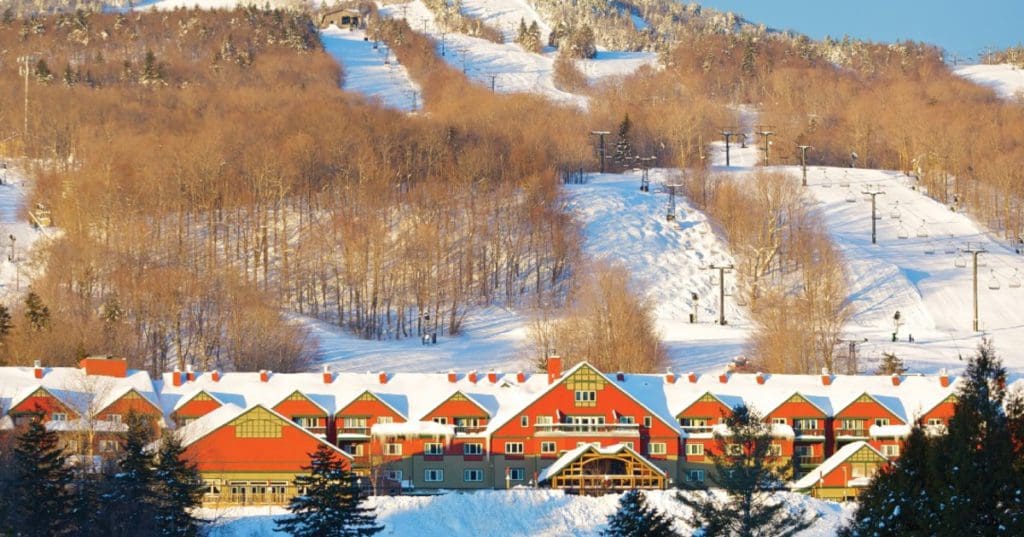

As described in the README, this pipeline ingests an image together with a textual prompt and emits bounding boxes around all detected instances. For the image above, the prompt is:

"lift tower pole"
[590,131,610,174]
[797,145,812,187]
[721,130,735,167]
[861,185,885,245]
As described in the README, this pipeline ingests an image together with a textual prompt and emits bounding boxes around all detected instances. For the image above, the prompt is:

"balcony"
[793,428,826,438]
[535,423,640,436]
[680,425,714,434]
[453,425,488,435]
[835,428,869,438]
[797,455,824,466]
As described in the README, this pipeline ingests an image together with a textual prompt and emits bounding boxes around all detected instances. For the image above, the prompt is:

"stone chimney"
[546,356,562,385]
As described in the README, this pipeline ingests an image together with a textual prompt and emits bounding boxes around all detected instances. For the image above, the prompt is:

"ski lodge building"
[0,355,964,505]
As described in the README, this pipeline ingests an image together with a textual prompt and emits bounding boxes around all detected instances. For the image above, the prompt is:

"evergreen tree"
[678,405,814,537]
[72,473,109,537]
[875,352,906,375]
[152,432,206,537]
[34,59,53,82]
[102,413,157,537]
[842,339,1024,535]
[602,490,677,537]
[613,114,634,165]
[0,303,13,339]
[9,411,76,537]
[24,291,50,332]
[276,444,383,537]
[742,38,757,77]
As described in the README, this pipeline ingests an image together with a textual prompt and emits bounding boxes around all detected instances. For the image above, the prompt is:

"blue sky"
[696,1,1024,61]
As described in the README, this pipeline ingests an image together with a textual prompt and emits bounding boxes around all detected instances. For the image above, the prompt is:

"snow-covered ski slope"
[954,63,1024,100]
[203,489,852,537]
[565,170,751,373]
[320,25,422,112]
[0,165,47,305]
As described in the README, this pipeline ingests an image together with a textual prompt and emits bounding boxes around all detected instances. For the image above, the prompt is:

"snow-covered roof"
[791,441,888,490]
[46,418,128,433]
[537,443,666,483]
[0,366,162,425]
[686,422,794,440]
[869,424,911,438]
[370,421,455,438]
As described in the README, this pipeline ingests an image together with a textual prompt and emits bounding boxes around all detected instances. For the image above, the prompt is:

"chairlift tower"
[796,145,812,186]
[18,54,37,139]
[639,156,656,192]
[861,185,885,245]
[720,130,736,167]
[757,127,775,166]
[590,131,611,174]
[666,183,683,221]
[704,264,734,325]
[962,242,988,331]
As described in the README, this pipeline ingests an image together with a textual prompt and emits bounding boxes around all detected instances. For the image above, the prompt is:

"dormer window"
[51,412,67,422]
[108,414,122,424]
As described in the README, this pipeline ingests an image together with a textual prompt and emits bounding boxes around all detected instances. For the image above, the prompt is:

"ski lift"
[735,293,748,307]
[711,274,719,285]
[988,269,1001,290]
[897,220,910,239]
[1010,269,1022,289]
[845,189,856,203]
[822,174,832,188]
[698,223,708,235]
[955,252,967,268]
[944,244,957,255]
[890,201,901,219]
[924,243,936,255]
[840,170,850,188]
[916,223,929,238]
[698,259,708,270]
[685,240,694,251]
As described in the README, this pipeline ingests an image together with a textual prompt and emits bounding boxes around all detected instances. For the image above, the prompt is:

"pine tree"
[842,339,1024,535]
[152,432,206,537]
[9,411,76,537]
[24,291,50,332]
[0,303,13,339]
[613,114,634,166]
[603,490,677,537]
[678,405,814,537]
[72,473,110,537]
[875,352,906,375]
[276,444,383,537]
[102,413,157,537]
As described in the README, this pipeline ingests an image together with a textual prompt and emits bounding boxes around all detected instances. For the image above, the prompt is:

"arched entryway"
[539,443,666,494]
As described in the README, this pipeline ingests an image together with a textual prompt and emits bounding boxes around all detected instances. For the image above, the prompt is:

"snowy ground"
[0,164,46,306]
[201,489,853,537]
[298,305,532,374]
[953,63,1024,100]
[459,0,551,43]
[565,171,751,373]
[321,25,422,112]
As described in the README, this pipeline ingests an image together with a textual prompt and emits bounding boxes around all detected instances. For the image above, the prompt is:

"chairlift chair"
[924,243,936,255]
[988,269,1001,290]
[845,189,856,203]
[897,221,910,239]
[916,224,929,238]
[890,201,900,219]
[955,253,967,268]
[840,171,850,188]
[1010,269,1022,289]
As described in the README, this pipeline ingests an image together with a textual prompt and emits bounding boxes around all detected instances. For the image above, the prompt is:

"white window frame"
[51,412,68,422]
[505,442,524,455]
[882,444,901,457]
[536,415,553,425]
[424,442,445,456]
[874,418,891,427]
[463,469,484,482]
[424,469,444,482]
[686,469,705,482]
[432,417,448,425]
[686,443,704,456]
[770,417,787,425]
[384,443,402,456]
[648,442,666,455]
[383,470,403,481]
[107,414,122,424]
[463,443,483,456]
[520,415,529,427]
[540,441,557,454]
[574,390,596,403]
[617,415,635,424]
[768,443,783,457]
[926,418,944,427]
[508,468,525,481]
[376,416,394,425]
[343,416,368,428]
[643,416,652,428]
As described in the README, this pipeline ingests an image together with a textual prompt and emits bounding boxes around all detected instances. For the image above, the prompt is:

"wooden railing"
[535,423,640,436]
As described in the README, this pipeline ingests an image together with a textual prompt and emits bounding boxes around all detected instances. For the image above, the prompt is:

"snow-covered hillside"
[954,63,1024,100]
[0,164,47,305]
[321,25,422,112]
[565,171,751,373]
[203,489,853,537]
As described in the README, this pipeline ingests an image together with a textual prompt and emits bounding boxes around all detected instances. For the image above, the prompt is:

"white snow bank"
[953,64,1024,100]
[320,25,422,112]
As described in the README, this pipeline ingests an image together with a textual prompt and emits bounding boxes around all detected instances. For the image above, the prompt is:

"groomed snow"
[320,25,422,112]
[0,164,46,305]
[201,488,854,536]
[953,63,1024,100]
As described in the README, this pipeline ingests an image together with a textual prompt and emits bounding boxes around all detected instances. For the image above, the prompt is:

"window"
[99,439,118,453]
[577,442,600,448]
[343,417,368,429]
[874,418,891,427]
[432,417,448,425]
[686,469,705,483]
[463,443,483,455]
[617,415,635,424]
[180,417,195,426]
[235,413,283,438]
[768,443,783,456]
[351,444,365,456]
[455,417,482,430]
[726,444,744,456]
[294,416,321,428]
[508,468,525,481]
[376,416,394,425]
[424,443,444,456]
[795,445,812,457]
[686,443,704,456]
[541,441,557,454]
[841,418,866,431]
[536,416,553,425]
[505,442,524,455]
[882,444,901,457]
[51,412,67,422]
[383,470,403,482]
[680,417,710,428]
[384,443,402,456]
[643,416,652,428]
[771,417,787,425]
[648,442,666,455]
[424,469,444,482]
[463,469,484,482]
[574,390,596,405]
[794,419,818,431]
[927,418,944,427]
[107,414,122,424]
[521,416,529,427]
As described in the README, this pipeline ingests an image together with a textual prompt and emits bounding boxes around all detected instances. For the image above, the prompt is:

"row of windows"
[518,414,653,427]
[376,440,893,458]
[420,468,527,483]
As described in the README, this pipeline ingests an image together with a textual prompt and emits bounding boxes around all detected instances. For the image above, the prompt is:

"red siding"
[11,392,76,421]
[185,418,343,473]
[175,397,222,420]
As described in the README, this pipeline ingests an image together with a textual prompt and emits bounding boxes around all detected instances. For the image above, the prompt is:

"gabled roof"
[94,386,163,417]
[8,385,74,415]
[172,403,352,459]
[833,392,907,424]
[419,390,493,420]
[762,392,831,418]
[791,441,887,490]
[917,393,958,420]
[537,442,666,483]
[335,390,408,420]
[675,391,742,417]
[171,388,226,413]
[271,389,330,416]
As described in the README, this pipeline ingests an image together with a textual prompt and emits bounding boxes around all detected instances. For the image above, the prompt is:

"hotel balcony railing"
[339,426,371,436]
[680,425,714,433]
[535,423,640,436]
[835,428,869,438]
[797,455,824,466]
[453,425,488,434]
[793,428,826,437]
